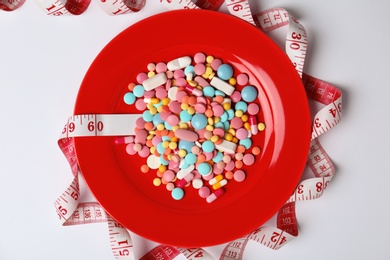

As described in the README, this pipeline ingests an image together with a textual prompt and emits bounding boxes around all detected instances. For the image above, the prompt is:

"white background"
[1,0,390,259]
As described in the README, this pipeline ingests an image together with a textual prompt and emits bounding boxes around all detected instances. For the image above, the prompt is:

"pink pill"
[196,129,207,139]
[194,52,206,63]
[243,154,255,166]
[224,160,235,171]
[133,143,142,152]
[204,152,214,161]
[173,69,185,79]
[213,164,224,174]
[212,105,224,117]
[197,96,208,104]
[135,99,147,111]
[135,129,147,144]
[167,115,179,126]
[203,130,213,139]
[194,103,207,113]
[166,71,174,79]
[194,76,209,87]
[152,136,162,146]
[222,155,232,163]
[135,117,146,129]
[230,91,241,103]
[155,87,168,99]
[155,62,167,73]
[193,170,201,179]
[175,91,187,103]
[159,111,171,121]
[138,146,150,158]
[216,161,226,170]
[136,72,148,84]
[247,103,260,115]
[175,77,187,87]
[169,101,182,114]
[211,58,222,70]
[126,143,137,155]
[194,63,206,75]
[202,173,214,181]
[191,146,201,155]
[213,128,225,137]
[169,160,179,169]
[174,129,199,142]
[165,79,172,90]
[236,73,249,86]
[198,186,211,198]
[235,128,248,140]
[144,90,155,98]
[163,170,175,182]
[230,117,243,129]
[233,170,246,182]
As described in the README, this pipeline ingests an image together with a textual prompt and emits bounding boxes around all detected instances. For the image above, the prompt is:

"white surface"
[1,1,390,259]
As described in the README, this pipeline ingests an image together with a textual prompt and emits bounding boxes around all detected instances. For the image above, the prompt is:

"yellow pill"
[172,125,179,132]
[148,71,156,78]
[179,123,189,129]
[206,125,214,131]
[153,178,162,186]
[205,66,213,74]
[150,146,156,154]
[178,149,187,157]
[187,106,196,115]
[150,98,160,104]
[229,78,237,85]
[147,103,154,110]
[206,55,214,63]
[210,135,219,143]
[241,114,248,122]
[157,123,165,131]
[167,154,173,160]
[208,118,214,125]
[223,102,231,110]
[147,134,154,140]
[169,142,177,150]
[208,72,215,79]
[162,140,170,148]
[157,106,163,113]
[171,136,178,142]
[225,133,233,141]
[181,103,189,110]
[162,98,170,106]
[188,80,198,87]
[158,165,167,172]
[258,122,266,131]
[235,110,244,117]
[149,107,157,115]
[232,137,239,143]
[214,117,220,123]
[244,122,251,130]
[228,128,236,136]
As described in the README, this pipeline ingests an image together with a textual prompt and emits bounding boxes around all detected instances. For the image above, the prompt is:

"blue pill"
[178,140,195,153]
[223,121,230,130]
[203,86,215,97]
[123,92,136,105]
[214,122,224,129]
[160,155,169,166]
[202,140,215,153]
[164,121,172,130]
[212,151,223,163]
[180,110,193,122]
[157,142,166,154]
[133,85,145,97]
[184,65,195,76]
[185,153,197,164]
[198,162,211,176]
[142,110,153,122]
[226,109,235,120]
[239,138,252,149]
[152,113,164,126]
[235,101,248,113]
[220,111,228,122]
[217,64,234,80]
[241,85,258,102]
[191,113,208,130]
[214,90,226,97]
[161,136,171,142]
[171,188,184,200]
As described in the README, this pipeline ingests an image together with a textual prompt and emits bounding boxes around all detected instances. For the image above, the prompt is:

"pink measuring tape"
[52,1,342,259]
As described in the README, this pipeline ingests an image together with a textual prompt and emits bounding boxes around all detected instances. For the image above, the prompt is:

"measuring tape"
[0,0,24,11]
[51,1,342,259]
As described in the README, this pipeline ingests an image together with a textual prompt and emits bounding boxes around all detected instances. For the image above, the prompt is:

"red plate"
[74,9,311,248]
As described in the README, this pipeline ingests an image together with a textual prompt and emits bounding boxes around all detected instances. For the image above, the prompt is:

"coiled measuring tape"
[53,1,342,259]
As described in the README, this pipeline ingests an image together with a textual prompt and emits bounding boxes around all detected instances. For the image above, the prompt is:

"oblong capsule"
[206,188,224,203]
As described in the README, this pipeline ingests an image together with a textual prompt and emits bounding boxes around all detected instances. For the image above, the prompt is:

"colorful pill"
[143,73,167,91]
[249,115,258,135]
[174,129,198,142]
[114,136,134,145]
[209,174,223,185]
[206,188,224,203]
[171,187,184,200]
[212,179,227,190]
[176,172,194,188]
[210,76,235,95]
[167,56,192,71]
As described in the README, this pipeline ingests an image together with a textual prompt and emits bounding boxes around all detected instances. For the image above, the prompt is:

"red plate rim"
[73,9,311,248]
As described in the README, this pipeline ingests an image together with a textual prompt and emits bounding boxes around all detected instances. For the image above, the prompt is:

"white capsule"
[176,164,195,179]
[167,56,192,71]
[215,139,237,154]
[143,73,167,91]
[210,76,235,95]
[206,188,224,203]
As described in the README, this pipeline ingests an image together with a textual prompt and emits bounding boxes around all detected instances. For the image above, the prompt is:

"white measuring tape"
[51,1,342,259]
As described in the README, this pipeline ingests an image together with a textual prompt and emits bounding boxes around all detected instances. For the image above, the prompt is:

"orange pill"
[235,160,243,169]
[146,139,153,147]
[188,96,197,105]
[236,145,246,153]
[140,165,149,173]
[225,171,234,180]
[197,154,206,163]
[144,122,154,131]
[182,95,190,104]
[128,82,136,91]
[214,95,224,103]
[205,109,214,118]
[252,146,261,155]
